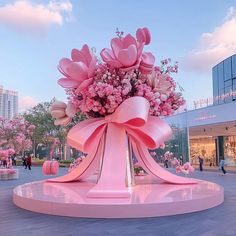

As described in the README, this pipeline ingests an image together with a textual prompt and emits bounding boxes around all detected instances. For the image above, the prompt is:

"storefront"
[190,137,216,166]
[165,100,236,166]
[224,135,236,166]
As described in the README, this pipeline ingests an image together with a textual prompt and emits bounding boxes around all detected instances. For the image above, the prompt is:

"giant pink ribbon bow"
[49,96,196,198]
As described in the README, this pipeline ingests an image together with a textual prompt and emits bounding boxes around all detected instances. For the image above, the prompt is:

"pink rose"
[58,44,97,91]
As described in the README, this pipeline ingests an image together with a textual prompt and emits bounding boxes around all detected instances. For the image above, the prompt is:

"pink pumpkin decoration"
[42,161,59,175]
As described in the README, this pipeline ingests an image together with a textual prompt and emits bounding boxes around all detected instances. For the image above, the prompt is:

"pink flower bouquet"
[52,27,184,124]
[49,27,195,197]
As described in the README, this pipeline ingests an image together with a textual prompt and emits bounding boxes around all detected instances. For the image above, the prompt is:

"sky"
[0,0,236,111]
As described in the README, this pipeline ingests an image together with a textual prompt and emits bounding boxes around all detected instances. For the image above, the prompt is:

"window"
[218,62,224,90]
[212,66,219,99]
[223,57,232,81]
[224,86,232,103]
[232,55,236,78]
[218,89,225,104]
[233,79,236,101]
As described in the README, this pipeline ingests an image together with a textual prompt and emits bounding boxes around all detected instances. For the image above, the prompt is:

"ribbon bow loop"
[67,96,171,154]
[67,97,151,153]
[108,96,150,127]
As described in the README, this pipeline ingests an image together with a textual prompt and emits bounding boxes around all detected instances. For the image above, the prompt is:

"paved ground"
[1,166,236,236]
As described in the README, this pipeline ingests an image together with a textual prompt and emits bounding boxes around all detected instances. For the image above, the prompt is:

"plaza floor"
[1,166,236,236]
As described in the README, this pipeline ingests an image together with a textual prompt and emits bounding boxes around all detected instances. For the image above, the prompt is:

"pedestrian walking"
[26,154,32,170]
[164,159,168,168]
[22,156,27,169]
[198,155,204,172]
[219,159,226,174]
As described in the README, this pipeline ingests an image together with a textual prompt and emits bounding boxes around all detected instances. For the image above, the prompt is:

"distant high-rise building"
[0,85,18,119]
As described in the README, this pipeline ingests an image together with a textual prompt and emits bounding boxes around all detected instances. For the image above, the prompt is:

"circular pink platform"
[13,176,224,218]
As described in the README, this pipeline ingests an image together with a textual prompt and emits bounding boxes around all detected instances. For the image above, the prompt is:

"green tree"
[23,99,86,159]
[23,99,66,158]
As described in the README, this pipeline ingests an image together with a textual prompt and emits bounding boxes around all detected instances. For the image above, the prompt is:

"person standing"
[12,154,17,166]
[198,155,204,172]
[220,159,226,174]
[26,154,32,170]
[22,156,27,169]
[164,159,169,168]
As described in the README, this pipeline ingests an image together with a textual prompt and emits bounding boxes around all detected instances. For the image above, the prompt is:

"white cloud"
[0,0,73,35]
[19,96,38,111]
[183,7,236,73]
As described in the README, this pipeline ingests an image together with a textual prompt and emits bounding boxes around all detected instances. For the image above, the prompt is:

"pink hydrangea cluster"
[55,27,185,119]
[162,151,194,175]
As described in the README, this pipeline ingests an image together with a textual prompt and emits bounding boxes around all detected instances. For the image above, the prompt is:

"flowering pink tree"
[0,116,35,155]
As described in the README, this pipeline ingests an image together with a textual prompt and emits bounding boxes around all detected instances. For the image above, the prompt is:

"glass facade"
[213,54,236,105]
[162,112,189,163]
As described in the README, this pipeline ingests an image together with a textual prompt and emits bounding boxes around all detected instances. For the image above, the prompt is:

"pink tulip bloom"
[51,101,77,126]
[136,27,151,45]
[100,33,144,71]
[58,44,97,91]
[139,52,155,74]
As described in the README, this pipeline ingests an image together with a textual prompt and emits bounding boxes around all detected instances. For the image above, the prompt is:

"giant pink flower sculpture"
[100,28,155,72]
[58,44,97,91]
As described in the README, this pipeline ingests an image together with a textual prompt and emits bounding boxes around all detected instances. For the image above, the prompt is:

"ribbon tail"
[131,140,197,184]
[47,120,106,183]
[87,123,131,198]
[47,143,101,182]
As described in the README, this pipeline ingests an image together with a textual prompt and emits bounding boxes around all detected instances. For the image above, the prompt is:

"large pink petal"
[139,65,153,74]
[75,78,94,92]
[67,62,88,81]
[123,34,137,48]
[121,63,140,72]
[58,65,67,77]
[81,44,92,64]
[100,48,116,61]
[88,56,97,77]
[100,49,123,67]
[136,28,146,44]
[58,58,72,75]
[143,27,151,44]
[66,102,77,117]
[106,60,123,67]
[136,27,151,45]
[111,38,124,58]
[71,49,87,64]
[137,42,144,58]
[57,78,80,88]
[141,52,155,67]
[118,44,137,67]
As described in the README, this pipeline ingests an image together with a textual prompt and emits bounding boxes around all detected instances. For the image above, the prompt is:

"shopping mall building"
[165,54,236,167]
